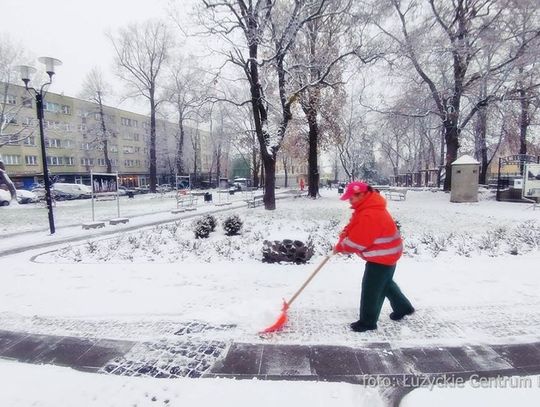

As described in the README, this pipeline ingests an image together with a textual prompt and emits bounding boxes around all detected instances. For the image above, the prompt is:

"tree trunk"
[443,120,460,191]
[283,156,288,188]
[474,104,489,184]
[177,114,185,175]
[98,99,112,173]
[262,157,276,210]
[519,87,529,156]
[306,108,320,198]
[149,90,157,192]
[252,145,259,188]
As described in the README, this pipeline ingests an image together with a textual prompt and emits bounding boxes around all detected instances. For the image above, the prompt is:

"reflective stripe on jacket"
[335,191,402,265]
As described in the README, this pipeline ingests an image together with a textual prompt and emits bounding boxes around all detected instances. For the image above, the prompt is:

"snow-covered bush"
[193,219,212,239]
[202,215,217,232]
[223,215,243,236]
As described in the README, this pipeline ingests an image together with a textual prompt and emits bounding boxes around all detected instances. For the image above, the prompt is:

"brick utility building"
[0,83,201,189]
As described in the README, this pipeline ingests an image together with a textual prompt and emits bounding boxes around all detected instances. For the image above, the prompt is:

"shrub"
[193,219,212,239]
[202,214,217,232]
[223,215,243,236]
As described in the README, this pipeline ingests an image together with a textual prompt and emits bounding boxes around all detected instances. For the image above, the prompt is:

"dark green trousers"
[359,262,413,328]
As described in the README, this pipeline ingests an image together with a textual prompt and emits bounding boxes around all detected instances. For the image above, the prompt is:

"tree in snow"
[79,67,115,173]
[108,19,173,192]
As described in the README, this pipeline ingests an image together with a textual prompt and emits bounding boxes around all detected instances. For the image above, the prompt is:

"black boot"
[350,320,377,332]
[389,307,415,321]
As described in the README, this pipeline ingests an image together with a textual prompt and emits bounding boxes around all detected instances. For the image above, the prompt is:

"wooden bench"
[109,218,129,225]
[82,221,106,230]
[383,188,408,201]
[246,194,264,208]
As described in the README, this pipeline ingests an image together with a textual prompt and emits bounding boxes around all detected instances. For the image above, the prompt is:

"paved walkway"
[1,329,539,406]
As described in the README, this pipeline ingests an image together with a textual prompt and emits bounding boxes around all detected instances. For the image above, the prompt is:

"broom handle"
[287,254,332,307]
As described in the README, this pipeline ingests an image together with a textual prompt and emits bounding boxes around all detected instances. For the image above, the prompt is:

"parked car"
[0,189,11,206]
[15,189,38,204]
[52,183,92,199]
[118,186,137,196]
[232,178,248,191]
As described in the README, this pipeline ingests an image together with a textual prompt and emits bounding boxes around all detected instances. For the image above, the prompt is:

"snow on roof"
[452,155,480,165]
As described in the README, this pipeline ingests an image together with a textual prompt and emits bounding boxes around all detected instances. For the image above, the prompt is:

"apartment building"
[0,83,195,189]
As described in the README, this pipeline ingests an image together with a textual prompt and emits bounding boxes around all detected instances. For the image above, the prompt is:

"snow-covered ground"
[0,360,383,407]
[1,188,539,405]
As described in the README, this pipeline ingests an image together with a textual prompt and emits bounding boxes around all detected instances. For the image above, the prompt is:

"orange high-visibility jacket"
[335,191,402,265]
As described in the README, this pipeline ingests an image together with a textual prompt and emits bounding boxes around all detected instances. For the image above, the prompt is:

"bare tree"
[79,67,114,173]
[0,35,34,148]
[166,56,206,177]
[374,0,540,190]
[201,0,357,209]
[108,20,173,192]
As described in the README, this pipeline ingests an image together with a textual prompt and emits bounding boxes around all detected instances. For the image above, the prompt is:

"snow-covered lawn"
[0,189,539,347]
[0,188,539,406]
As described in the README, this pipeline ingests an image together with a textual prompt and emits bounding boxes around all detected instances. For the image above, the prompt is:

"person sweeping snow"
[334,181,415,332]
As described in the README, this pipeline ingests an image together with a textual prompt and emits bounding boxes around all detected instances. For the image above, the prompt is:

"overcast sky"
[3,0,199,114]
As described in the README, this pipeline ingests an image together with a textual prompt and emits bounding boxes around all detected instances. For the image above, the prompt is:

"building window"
[78,124,87,132]
[24,136,36,146]
[22,97,33,108]
[47,156,63,166]
[97,158,106,166]
[46,138,62,148]
[110,145,118,153]
[80,142,91,150]
[44,102,60,112]
[4,94,17,105]
[133,133,140,141]
[63,157,74,166]
[63,123,71,132]
[61,105,71,115]
[2,155,20,165]
[120,117,138,127]
[80,158,94,166]
[23,117,35,126]
[64,140,73,148]
[2,113,17,125]
[25,155,38,165]
[123,145,134,154]
[45,120,60,129]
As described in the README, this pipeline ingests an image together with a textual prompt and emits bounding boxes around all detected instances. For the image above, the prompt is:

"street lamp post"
[15,57,62,235]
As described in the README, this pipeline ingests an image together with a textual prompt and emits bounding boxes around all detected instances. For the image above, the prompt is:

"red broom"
[260,254,332,334]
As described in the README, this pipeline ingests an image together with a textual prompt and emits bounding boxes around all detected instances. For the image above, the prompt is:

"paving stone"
[76,338,136,370]
[34,336,98,367]
[492,343,540,368]
[355,348,416,375]
[210,343,263,375]
[400,347,464,374]
[0,333,63,363]
[260,344,313,376]
[310,345,362,376]
[447,345,513,371]
[0,330,28,353]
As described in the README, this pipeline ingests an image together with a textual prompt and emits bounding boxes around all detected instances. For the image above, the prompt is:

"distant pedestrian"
[334,181,414,332]
[299,178,305,191]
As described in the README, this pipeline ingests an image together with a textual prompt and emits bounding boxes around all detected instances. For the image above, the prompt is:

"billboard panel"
[92,173,118,195]
[523,164,540,198]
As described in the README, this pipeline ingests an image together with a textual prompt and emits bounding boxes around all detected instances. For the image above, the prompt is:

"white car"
[0,189,12,206]
[15,189,38,204]
[52,183,92,199]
